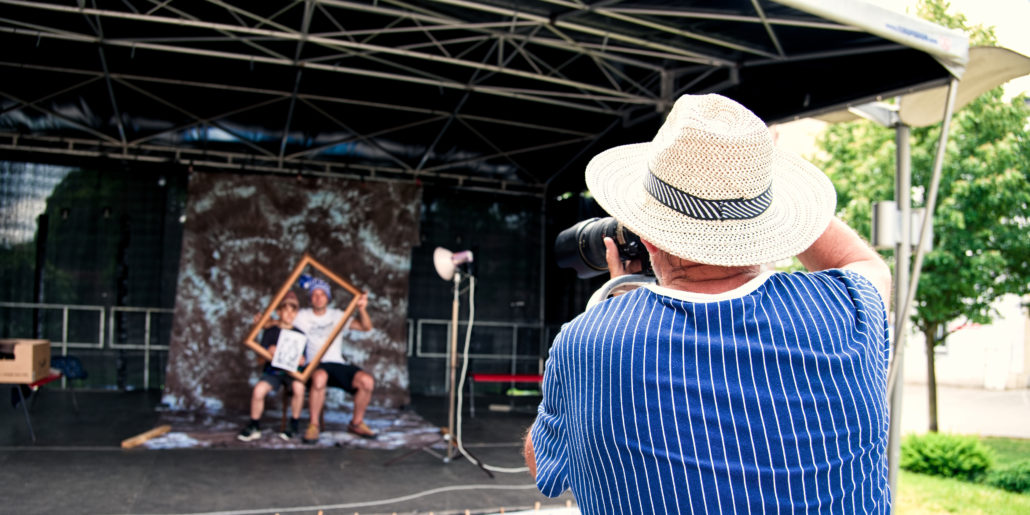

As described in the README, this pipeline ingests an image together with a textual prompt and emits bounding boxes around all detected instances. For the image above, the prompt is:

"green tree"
[814,0,1030,431]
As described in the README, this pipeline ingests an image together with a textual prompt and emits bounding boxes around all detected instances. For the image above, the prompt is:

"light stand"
[385,248,491,477]
[444,270,461,462]
[439,252,491,476]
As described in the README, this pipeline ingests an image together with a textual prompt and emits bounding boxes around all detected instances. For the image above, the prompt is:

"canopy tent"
[1,0,983,504]
[0,0,968,195]
[819,45,1030,126]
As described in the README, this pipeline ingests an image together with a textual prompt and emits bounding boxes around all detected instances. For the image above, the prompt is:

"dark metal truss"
[0,0,948,194]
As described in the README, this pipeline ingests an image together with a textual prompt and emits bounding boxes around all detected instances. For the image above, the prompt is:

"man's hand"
[351,292,374,332]
[253,313,278,329]
[604,236,642,279]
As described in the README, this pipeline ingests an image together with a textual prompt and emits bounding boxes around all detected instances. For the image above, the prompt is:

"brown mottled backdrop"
[163,172,420,412]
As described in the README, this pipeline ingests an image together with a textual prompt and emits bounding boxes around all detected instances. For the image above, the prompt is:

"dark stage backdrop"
[163,172,420,411]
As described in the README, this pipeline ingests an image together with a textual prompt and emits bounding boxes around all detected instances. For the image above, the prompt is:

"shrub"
[900,432,994,481]
[985,460,1030,494]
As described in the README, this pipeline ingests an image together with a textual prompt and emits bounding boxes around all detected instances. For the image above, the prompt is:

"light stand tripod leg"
[440,428,493,478]
[462,448,494,478]
[382,427,492,478]
[385,270,491,478]
[382,432,446,466]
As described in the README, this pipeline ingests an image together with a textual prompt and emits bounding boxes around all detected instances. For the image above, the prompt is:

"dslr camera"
[554,217,652,279]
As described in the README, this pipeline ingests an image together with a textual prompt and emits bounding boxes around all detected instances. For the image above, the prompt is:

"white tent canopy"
[780,0,969,76]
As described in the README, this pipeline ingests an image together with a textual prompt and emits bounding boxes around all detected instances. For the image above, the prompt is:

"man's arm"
[797,218,891,309]
[524,429,537,477]
[350,292,373,332]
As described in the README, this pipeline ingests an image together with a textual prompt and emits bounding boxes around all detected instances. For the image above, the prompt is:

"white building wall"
[902,294,1029,390]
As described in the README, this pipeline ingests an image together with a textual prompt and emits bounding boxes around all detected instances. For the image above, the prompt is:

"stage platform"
[0,388,574,514]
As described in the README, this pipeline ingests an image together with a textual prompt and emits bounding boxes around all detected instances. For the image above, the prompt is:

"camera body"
[554,217,651,279]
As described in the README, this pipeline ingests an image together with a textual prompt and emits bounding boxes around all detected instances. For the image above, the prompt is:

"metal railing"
[0,301,173,389]
[108,306,174,389]
[407,318,559,392]
[0,301,105,353]
[1,302,559,393]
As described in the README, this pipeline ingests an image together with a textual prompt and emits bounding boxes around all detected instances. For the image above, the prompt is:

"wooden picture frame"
[242,253,362,383]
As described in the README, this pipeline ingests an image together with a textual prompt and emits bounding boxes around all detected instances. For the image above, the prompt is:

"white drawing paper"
[271,330,306,372]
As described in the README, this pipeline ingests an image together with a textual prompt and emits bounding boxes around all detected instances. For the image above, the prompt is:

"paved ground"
[900,382,1030,438]
[2,383,1027,514]
[1,390,569,515]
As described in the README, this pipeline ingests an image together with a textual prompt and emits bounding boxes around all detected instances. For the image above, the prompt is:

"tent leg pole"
[887,122,911,506]
[885,78,960,509]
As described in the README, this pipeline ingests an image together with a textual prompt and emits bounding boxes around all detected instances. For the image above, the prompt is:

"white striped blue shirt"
[531,270,890,514]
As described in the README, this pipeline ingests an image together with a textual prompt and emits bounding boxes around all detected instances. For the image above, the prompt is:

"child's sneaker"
[279,420,299,441]
[237,423,261,442]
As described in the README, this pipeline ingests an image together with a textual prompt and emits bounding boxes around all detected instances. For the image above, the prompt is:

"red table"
[467,373,543,417]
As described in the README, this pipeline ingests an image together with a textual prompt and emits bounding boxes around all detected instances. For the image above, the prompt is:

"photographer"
[525,94,891,513]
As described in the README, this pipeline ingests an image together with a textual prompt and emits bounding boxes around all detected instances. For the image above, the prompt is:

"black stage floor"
[0,388,575,514]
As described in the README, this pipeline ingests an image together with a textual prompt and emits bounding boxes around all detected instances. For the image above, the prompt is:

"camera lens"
[555,218,602,278]
[554,217,647,279]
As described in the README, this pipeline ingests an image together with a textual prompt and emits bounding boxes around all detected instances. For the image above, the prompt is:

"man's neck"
[657,263,764,294]
[312,306,328,316]
[645,244,767,295]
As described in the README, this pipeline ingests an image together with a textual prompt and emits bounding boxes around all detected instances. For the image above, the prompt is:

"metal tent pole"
[886,78,960,395]
[887,121,911,501]
[885,78,960,511]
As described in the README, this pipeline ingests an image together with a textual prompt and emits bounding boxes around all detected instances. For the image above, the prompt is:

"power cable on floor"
[147,483,538,515]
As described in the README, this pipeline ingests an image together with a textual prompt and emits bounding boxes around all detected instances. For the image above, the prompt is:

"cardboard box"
[0,339,51,384]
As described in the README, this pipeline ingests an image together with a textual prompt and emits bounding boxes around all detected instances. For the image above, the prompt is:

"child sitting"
[237,291,308,441]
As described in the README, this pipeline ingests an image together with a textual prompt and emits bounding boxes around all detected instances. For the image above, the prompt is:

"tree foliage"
[814,0,1030,345]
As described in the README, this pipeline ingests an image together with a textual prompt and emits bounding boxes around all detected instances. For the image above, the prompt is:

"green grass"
[980,437,1030,468]
[898,470,1030,514]
[897,436,1030,513]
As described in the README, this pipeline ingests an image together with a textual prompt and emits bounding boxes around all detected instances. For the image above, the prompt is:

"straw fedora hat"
[585,94,836,267]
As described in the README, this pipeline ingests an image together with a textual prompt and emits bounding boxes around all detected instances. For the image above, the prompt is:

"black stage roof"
[0,0,967,194]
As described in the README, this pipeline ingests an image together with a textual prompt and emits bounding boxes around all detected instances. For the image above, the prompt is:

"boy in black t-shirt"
[237,291,307,441]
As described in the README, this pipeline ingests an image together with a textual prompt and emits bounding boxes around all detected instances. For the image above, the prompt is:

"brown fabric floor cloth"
[143,403,446,450]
